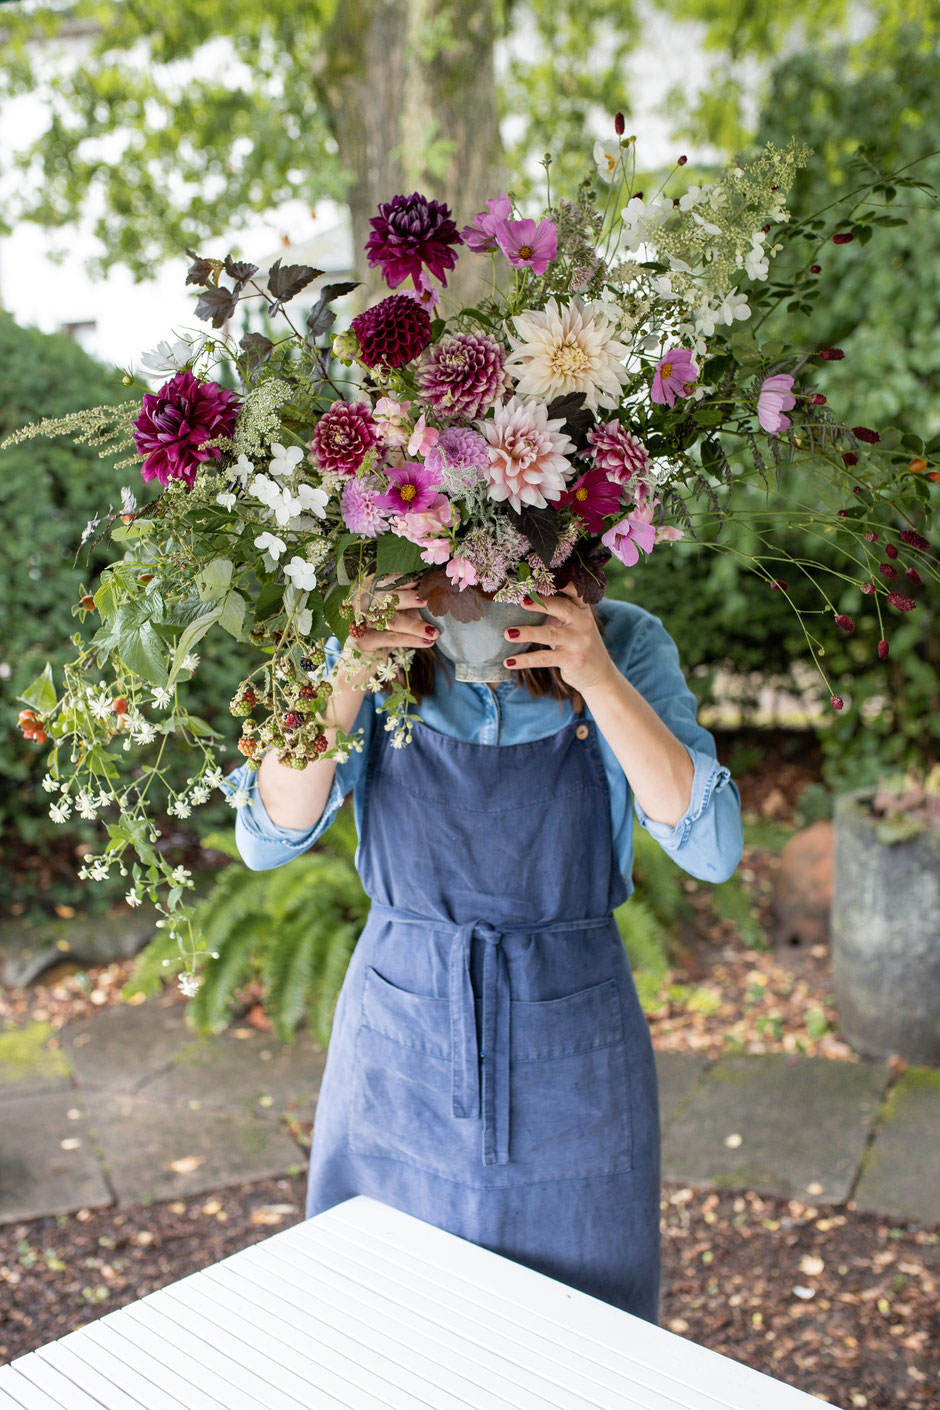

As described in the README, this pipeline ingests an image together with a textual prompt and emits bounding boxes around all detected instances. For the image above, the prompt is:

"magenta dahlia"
[417,333,507,419]
[365,192,462,289]
[133,370,240,489]
[350,295,432,370]
[308,400,379,476]
[587,421,650,486]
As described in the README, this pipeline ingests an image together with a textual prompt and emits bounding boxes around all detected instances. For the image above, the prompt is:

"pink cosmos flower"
[557,467,623,533]
[601,511,657,567]
[650,348,699,408]
[757,374,797,436]
[404,271,442,313]
[374,462,441,515]
[373,396,412,447]
[407,412,440,458]
[494,218,558,275]
[460,194,512,253]
[389,494,455,544]
[445,555,479,590]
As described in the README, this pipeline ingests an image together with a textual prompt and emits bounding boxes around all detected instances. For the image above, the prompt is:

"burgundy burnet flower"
[416,333,507,419]
[900,527,930,551]
[879,562,898,578]
[308,400,379,476]
[819,348,845,360]
[832,232,854,244]
[860,582,875,595]
[365,193,462,289]
[614,112,626,136]
[809,392,827,405]
[831,696,844,711]
[864,531,879,542]
[834,614,855,633]
[852,425,880,444]
[905,566,923,586]
[770,579,788,591]
[885,542,898,559]
[810,264,822,273]
[133,370,240,489]
[887,592,917,612]
[350,295,432,370]
[877,640,890,660]
[842,452,859,466]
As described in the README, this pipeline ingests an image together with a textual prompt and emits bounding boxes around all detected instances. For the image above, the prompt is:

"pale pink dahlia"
[425,427,489,492]
[481,396,575,512]
[308,400,379,475]
[133,370,240,489]
[587,421,650,486]
[417,333,507,419]
[341,476,390,538]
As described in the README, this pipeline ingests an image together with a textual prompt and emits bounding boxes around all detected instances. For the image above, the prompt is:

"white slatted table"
[0,1195,839,1409]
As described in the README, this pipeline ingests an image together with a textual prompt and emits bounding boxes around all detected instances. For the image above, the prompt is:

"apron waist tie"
[368,903,614,1168]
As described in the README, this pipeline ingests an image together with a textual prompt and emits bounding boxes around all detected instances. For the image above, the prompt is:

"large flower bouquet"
[5,121,936,993]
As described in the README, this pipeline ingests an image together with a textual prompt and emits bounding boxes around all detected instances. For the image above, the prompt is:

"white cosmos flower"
[139,337,198,375]
[269,442,304,478]
[593,139,620,184]
[284,556,318,591]
[504,297,629,413]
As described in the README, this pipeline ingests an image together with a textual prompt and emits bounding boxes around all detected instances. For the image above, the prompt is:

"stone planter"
[419,593,547,683]
[831,788,940,1064]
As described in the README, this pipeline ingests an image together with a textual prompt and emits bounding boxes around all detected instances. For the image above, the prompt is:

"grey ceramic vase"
[419,595,547,683]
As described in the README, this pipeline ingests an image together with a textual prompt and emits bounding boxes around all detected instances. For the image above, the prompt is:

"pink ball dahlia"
[340,476,390,538]
[365,192,462,290]
[587,421,650,486]
[417,333,507,419]
[133,370,240,489]
[351,295,432,370]
[425,427,489,492]
[308,400,379,476]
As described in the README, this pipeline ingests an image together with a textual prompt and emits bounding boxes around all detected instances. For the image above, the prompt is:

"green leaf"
[323,583,349,640]
[118,620,169,687]
[218,589,247,639]
[180,714,219,739]
[19,662,57,713]
[375,532,424,577]
[110,520,155,542]
[167,603,224,685]
[252,579,285,621]
[196,556,234,601]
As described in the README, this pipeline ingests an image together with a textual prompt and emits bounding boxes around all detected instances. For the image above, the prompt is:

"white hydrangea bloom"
[269,442,305,478]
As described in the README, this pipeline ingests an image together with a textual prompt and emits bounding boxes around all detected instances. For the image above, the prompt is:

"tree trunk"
[312,0,505,308]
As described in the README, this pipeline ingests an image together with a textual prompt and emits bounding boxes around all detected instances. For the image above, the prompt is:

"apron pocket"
[347,964,633,1185]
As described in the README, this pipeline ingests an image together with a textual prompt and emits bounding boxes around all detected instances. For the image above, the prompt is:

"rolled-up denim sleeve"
[623,614,743,883]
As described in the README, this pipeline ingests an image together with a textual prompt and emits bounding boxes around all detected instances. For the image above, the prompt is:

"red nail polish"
[506,627,520,639]
[522,595,535,607]
[505,657,517,667]
[424,624,437,635]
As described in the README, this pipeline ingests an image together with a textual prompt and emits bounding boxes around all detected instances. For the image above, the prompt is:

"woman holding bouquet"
[230,577,743,1324]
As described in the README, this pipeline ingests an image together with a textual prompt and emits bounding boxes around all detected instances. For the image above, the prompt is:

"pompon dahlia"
[308,400,379,476]
[504,297,629,413]
[350,295,432,370]
[340,475,390,538]
[481,396,575,512]
[424,427,489,493]
[133,370,240,489]
[587,421,650,486]
[365,192,462,289]
[417,333,508,419]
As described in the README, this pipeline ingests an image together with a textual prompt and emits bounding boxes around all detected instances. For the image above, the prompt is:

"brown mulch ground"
[1,1177,937,1407]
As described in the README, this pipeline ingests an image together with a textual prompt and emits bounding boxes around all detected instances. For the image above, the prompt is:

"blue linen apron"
[305,711,662,1322]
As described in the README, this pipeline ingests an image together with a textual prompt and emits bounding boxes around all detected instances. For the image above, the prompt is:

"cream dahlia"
[503,297,630,413]
[480,396,574,512]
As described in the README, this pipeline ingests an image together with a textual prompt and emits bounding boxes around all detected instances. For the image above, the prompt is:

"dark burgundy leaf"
[184,251,219,288]
[546,391,595,451]
[267,258,323,310]
[517,504,559,569]
[194,285,237,328]
[306,281,362,340]
[224,258,259,292]
[417,568,489,622]
[554,538,610,604]
[239,332,275,374]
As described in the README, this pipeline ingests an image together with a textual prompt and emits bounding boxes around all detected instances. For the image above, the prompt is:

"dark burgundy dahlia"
[133,370,240,489]
[308,400,379,476]
[365,192,462,289]
[350,295,432,370]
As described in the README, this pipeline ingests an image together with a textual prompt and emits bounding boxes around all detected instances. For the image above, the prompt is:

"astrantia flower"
[650,349,699,409]
[558,467,623,533]
[351,295,432,369]
[133,370,240,489]
[495,217,557,275]
[481,396,575,512]
[417,333,507,419]
[757,374,797,436]
[341,475,391,538]
[504,298,629,413]
[593,139,621,184]
[425,427,489,493]
[587,421,650,486]
[365,192,462,289]
[373,462,441,515]
[308,400,378,475]
[601,511,657,567]
[460,194,511,253]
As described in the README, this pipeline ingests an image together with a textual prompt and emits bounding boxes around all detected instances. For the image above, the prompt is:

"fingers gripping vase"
[418,592,547,683]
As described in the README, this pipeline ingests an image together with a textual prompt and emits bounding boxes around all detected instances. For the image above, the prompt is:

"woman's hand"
[502,583,617,694]
[335,575,439,691]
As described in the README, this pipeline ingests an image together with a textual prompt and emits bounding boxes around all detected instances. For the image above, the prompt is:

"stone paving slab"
[79,1091,307,1206]
[0,1021,74,1098]
[57,994,197,1095]
[0,1090,113,1224]
[854,1068,940,1224]
[660,1053,891,1203]
[655,1051,709,1123]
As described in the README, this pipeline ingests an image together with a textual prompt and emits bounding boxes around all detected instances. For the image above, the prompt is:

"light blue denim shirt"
[229,598,743,892]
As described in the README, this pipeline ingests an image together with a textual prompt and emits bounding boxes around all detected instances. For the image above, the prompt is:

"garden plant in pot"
[832,767,940,1065]
[5,122,936,996]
